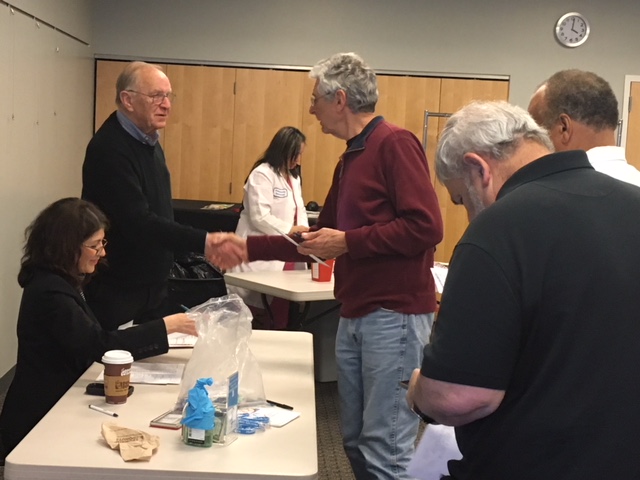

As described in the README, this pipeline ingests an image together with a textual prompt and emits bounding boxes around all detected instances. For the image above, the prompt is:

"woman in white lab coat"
[228,127,309,328]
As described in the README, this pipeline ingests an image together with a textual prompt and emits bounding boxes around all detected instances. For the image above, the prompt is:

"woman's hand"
[163,313,197,336]
[289,225,310,235]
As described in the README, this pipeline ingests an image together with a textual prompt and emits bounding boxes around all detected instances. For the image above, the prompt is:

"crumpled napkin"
[101,422,160,461]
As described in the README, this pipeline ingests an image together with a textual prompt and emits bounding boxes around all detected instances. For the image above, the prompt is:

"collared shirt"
[345,115,384,151]
[116,110,159,146]
[586,145,640,187]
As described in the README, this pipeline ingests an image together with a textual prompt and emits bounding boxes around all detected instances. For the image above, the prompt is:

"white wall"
[10,0,91,41]
[0,1,94,377]
[90,0,640,111]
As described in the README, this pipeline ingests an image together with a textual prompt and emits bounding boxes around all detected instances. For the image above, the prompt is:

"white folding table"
[224,270,340,382]
[5,330,317,480]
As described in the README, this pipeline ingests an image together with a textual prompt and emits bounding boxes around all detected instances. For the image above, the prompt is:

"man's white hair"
[436,101,553,182]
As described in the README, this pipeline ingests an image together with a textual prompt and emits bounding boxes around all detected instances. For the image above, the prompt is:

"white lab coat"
[228,163,309,307]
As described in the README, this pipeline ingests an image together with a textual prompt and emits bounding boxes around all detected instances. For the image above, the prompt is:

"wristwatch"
[412,403,439,425]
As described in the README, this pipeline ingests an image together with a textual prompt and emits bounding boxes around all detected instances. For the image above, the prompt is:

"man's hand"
[298,228,348,259]
[205,232,248,270]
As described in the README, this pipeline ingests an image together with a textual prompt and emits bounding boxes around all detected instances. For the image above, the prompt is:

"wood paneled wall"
[164,65,235,200]
[94,60,509,262]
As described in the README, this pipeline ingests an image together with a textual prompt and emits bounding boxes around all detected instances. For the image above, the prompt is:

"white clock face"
[556,13,590,47]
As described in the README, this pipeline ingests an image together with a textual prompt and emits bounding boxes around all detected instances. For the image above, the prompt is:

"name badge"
[273,188,288,198]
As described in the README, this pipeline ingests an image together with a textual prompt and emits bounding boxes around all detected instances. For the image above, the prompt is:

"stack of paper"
[168,332,197,348]
[97,363,185,385]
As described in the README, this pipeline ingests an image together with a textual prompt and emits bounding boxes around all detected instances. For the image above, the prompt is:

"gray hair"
[309,52,378,113]
[436,101,553,182]
[115,61,163,107]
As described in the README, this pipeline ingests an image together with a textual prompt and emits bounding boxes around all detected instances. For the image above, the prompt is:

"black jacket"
[0,268,169,456]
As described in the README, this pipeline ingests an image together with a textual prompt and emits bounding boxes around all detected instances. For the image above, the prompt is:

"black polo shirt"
[422,150,640,479]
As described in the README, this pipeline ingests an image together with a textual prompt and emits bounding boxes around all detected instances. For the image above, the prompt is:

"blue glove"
[181,377,215,430]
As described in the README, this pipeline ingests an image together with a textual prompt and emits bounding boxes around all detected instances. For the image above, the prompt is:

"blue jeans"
[336,308,434,480]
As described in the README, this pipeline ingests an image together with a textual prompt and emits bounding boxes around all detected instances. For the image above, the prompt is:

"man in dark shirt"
[406,100,640,479]
[82,61,240,329]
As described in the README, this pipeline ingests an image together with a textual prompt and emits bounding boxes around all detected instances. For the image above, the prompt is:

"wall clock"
[555,12,590,48]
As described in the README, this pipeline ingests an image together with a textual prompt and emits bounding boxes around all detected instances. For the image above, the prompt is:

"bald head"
[115,61,167,107]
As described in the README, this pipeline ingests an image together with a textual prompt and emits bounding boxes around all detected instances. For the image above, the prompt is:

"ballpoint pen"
[89,404,119,417]
[266,399,294,410]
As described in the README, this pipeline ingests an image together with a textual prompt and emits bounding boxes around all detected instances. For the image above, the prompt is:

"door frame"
[620,75,640,150]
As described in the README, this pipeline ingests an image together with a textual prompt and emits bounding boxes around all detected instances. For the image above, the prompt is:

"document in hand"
[430,262,449,294]
[408,424,462,479]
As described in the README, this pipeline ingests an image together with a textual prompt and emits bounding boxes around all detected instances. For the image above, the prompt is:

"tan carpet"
[315,381,355,479]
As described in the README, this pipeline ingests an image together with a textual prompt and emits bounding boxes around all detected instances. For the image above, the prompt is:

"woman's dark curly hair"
[18,198,108,288]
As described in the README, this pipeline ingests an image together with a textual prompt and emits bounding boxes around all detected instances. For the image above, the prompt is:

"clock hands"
[570,18,578,34]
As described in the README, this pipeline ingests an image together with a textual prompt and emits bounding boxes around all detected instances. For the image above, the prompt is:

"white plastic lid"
[102,350,133,365]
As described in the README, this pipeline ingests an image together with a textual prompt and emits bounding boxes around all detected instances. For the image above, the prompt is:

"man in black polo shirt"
[406,100,640,479]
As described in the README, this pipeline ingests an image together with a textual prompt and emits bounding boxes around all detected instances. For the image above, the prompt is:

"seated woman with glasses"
[0,197,197,462]
[227,126,309,330]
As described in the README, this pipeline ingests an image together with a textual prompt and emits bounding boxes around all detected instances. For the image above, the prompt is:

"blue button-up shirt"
[116,110,159,146]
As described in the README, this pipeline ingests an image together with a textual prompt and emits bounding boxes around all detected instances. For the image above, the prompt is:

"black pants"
[84,277,172,330]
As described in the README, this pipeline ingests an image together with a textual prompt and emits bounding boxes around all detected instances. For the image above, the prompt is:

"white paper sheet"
[168,332,197,348]
[408,424,462,480]
[430,263,449,294]
[239,406,301,428]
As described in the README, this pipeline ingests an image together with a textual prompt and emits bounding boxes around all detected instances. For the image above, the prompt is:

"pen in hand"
[89,404,119,417]
[267,399,294,410]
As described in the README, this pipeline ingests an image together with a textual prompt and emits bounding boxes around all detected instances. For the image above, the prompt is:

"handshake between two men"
[202,228,349,270]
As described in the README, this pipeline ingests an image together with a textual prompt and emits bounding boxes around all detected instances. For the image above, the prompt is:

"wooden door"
[164,65,236,201]
[377,74,443,177]
[231,69,309,203]
[433,78,510,263]
[376,75,442,155]
[626,82,640,170]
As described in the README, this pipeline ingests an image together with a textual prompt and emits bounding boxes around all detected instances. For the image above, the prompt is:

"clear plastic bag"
[175,294,266,410]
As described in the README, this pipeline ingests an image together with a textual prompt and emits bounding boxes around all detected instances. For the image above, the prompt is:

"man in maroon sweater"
[221,53,442,479]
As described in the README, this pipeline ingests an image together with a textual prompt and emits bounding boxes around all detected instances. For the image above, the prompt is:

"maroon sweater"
[247,117,443,318]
